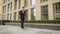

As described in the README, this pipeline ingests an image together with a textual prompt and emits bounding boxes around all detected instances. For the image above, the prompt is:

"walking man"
[19,7,27,29]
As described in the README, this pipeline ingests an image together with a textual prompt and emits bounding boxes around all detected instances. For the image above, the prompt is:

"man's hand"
[25,9,28,11]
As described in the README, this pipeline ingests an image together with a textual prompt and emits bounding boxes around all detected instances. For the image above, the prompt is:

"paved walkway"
[0,25,60,34]
[6,23,60,30]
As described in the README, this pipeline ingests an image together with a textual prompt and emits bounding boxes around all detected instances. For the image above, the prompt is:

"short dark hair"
[22,7,25,8]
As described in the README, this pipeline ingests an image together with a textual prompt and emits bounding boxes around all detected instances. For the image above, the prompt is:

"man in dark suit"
[19,7,27,29]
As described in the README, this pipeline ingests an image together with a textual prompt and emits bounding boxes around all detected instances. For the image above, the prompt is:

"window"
[24,0,28,7]
[8,3,10,12]
[10,2,12,11]
[10,13,12,20]
[2,15,5,20]
[7,14,9,20]
[3,5,6,13]
[14,0,17,10]
[3,0,5,4]
[3,0,7,4]
[31,0,36,5]
[14,12,17,20]
[41,0,48,2]
[18,12,20,21]
[53,2,60,20]
[7,3,12,12]
[41,5,48,20]
[3,6,4,13]
[31,8,36,20]
[5,5,6,13]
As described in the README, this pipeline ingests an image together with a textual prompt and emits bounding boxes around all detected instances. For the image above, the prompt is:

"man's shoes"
[21,27,24,29]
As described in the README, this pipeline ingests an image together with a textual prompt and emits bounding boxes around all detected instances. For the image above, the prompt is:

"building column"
[16,0,18,21]
[36,0,41,20]
[48,0,54,20]
[21,0,24,8]
[6,3,8,20]
[28,9,31,20]
[11,0,14,20]
[27,0,31,20]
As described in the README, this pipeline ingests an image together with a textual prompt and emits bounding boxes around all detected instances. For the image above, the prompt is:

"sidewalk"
[6,23,60,30]
[0,25,60,34]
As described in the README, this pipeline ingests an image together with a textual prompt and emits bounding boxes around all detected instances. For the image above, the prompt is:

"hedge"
[11,20,60,24]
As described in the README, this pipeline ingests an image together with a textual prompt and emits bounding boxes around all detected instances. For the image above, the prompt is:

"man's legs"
[21,19,24,29]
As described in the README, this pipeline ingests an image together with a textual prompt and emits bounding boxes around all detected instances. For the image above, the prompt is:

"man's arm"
[18,11,20,18]
[25,9,28,13]
[19,10,22,15]
[25,9,28,17]
[19,10,22,17]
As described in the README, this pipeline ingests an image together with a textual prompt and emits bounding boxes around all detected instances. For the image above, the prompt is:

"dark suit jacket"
[19,10,26,20]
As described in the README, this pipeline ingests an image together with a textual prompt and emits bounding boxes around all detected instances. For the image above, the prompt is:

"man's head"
[22,7,25,10]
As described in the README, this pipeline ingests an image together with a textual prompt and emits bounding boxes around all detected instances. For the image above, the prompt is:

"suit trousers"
[20,18,24,29]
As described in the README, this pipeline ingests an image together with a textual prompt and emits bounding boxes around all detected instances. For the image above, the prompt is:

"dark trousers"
[21,18,24,29]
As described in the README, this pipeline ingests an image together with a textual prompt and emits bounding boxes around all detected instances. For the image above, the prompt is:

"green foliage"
[11,20,60,24]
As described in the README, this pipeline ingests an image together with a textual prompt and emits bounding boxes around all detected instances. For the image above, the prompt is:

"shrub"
[11,20,60,24]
